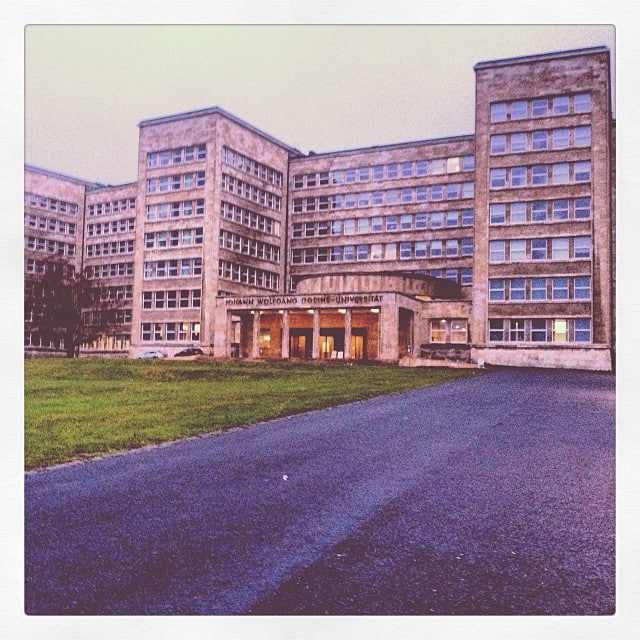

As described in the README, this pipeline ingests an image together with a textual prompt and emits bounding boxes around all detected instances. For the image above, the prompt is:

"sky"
[24,24,615,186]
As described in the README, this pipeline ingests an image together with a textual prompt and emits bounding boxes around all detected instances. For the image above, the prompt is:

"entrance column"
[379,302,399,361]
[251,311,261,358]
[343,309,352,360]
[281,310,290,359]
[312,309,320,359]
[226,311,234,357]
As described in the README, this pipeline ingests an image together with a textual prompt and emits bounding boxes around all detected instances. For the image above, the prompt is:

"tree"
[26,259,114,358]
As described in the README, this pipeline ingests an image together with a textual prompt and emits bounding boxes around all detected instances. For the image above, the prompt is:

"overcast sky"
[24,24,615,186]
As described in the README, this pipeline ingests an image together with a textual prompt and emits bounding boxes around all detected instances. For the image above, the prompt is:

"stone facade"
[23,46,615,370]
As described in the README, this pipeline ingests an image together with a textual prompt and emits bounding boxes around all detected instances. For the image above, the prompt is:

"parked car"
[138,350,167,359]
[173,348,204,358]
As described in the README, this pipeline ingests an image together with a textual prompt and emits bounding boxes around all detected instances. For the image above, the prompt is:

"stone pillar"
[343,309,352,360]
[252,311,261,359]
[379,302,399,362]
[312,309,320,359]
[281,310,290,359]
[225,311,233,357]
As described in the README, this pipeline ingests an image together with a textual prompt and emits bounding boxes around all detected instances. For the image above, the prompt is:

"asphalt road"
[24,368,615,616]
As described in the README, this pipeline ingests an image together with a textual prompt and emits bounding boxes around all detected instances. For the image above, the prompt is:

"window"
[511,101,527,120]
[509,239,526,262]
[461,209,474,226]
[531,201,547,222]
[531,238,547,260]
[552,199,569,221]
[532,99,548,117]
[552,128,570,149]
[489,240,505,263]
[510,279,526,301]
[574,319,591,342]
[430,319,448,343]
[575,276,591,300]
[400,214,413,230]
[447,158,461,173]
[575,126,591,147]
[489,319,505,342]
[386,190,398,205]
[552,277,569,300]
[552,163,570,184]
[415,241,427,258]
[553,96,570,115]
[510,133,527,153]
[531,278,547,300]
[370,244,383,260]
[575,197,591,220]
[574,161,591,182]
[532,165,548,186]
[490,168,507,189]
[451,320,468,343]
[430,185,443,201]
[489,279,505,301]
[531,319,547,342]
[510,202,526,224]
[462,156,475,171]
[491,135,507,154]
[553,319,567,343]
[574,93,592,113]
[491,103,507,122]
[345,169,356,183]
[385,243,397,260]
[461,268,473,286]
[509,320,525,342]
[401,188,413,203]
[357,218,370,234]
[402,162,414,177]
[574,236,591,259]
[357,244,369,261]
[415,212,427,229]
[399,242,412,260]
[551,237,570,260]
[532,130,548,150]
[461,238,474,256]
[446,210,459,227]
[372,165,384,180]
[430,240,443,258]
[343,219,356,235]
[387,164,399,179]
[430,212,443,229]
[445,239,458,257]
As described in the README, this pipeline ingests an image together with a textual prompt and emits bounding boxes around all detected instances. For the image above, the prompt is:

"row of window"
[218,259,280,291]
[146,199,205,221]
[147,144,207,168]
[292,156,475,190]
[25,192,80,216]
[429,319,469,344]
[142,289,201,310]
[221,174,282,211]
[490,126,590,155]
[219,230,280,263]
[25,259,75,277]
[87,198,136,216]
[25,214,77,235]
[25,236,76,256]
[489,198,591,225]
[82,309,133,325]
[141,322,201,342]
[488,318,591,343]
[147,171,206,194]
[82,334,131,351]
[222,147,284,188]
[143,258,202,279]
[489,161,591,189]
[86,240,135,257]
[24,333,65,349]
[489,236,591,263]
[84,262,134,279]
[490,93,591,123]
[87,218,136,236]
[144,227,204,250]
[91,284,134,301]
[291,238,474,265]
[220,201,281,237]
[489,276,591,302]
[292,209,474,239]
[292,182,475,213]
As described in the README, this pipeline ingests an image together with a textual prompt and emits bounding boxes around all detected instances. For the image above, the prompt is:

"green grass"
[24,358,481,470]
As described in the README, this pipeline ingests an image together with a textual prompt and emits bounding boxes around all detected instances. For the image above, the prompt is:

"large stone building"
[24,46,615,370]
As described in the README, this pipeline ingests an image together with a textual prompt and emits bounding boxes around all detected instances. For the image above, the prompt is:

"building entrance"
[290,329,312,359]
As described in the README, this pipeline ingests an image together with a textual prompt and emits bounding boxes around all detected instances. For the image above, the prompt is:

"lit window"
[553,319,567,343]
[509,320,525,342]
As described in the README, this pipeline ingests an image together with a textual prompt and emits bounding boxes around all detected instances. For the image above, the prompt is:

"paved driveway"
[25,368,615,615]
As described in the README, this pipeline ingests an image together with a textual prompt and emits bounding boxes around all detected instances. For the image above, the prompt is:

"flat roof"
[24,164,106,189]
[290,133,475,162]
[474,45,610,70]
[138,105,304,157]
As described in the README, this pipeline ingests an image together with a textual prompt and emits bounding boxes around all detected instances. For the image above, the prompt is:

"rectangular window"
[489,319,505,342]
[574,126,591,147]
[551,237,570,260]
[553,96,570,115]
[511,167,527,187]
[386,190,398,205]
[387,164,399,179]
[490,168,507,189]
[372,165,384,180]
[401,188,413,203]
[531,165,548,186]
[430,240,443,258]
[461,209,474,226]
[574,161,591,183]
[532,130,548,150]
[574,197,591,220]
[532,99,548,117]
[430,212,443,229]
[461,268,473,286]
[531,201,547,222]
[399,242,412,260]
[509,319,525,342]
[415,212,427,229]
[343,245,355,261]
[384,243,397,260]
[531,238,547,260]
[445,239,458,257]
[386,215,398,232]
[509,239,526,262]
[414,241,427,259]
[531,278,547,300]
[552,277,569,300]
[531,319,547,342]
[552,199,569,221]
[461,238,474,256]
[510,279,526,301]
[510,133,527,153]
[575,276,591,300]
[511,101,527,120]
[489,279,505,301]
[446,210,459,227]
[490,135,507,154]
[400,214,413,230]
[574,236,591,259]
[491,103,507,122]
[462,156,475,172]
[402,162,414,177]
[416,160,428,176]
[574,319,591,342]
[574,93,592,113]
[357,217,370,234]
[370,244,383,260]
[430,185,443,201]
[510,202,526,224]
[489,240,505,263]
[446,183,459,200]
[553,319,567,343]
[552,163,570,184]
[552,128,570,149]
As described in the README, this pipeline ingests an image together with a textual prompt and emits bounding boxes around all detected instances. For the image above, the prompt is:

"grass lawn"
[24,357,481,470]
